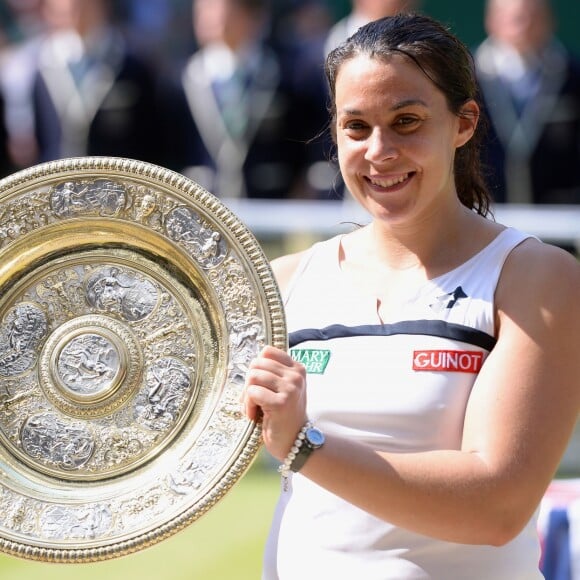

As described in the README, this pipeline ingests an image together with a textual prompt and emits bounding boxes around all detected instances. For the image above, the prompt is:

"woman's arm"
[244,240,580,545]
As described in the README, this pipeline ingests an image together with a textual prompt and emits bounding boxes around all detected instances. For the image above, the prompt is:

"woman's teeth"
[369,173,410,188]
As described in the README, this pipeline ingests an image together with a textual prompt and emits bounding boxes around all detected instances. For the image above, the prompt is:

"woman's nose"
[364,128,399,163]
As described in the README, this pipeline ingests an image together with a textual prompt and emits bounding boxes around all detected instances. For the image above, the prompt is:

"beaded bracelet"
[277,420,312,486]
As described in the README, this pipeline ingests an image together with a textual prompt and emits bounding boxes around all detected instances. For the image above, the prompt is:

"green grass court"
[0,459,280,580]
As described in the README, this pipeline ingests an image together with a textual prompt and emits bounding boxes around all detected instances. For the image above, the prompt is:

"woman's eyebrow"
[392,98,429,110]
[339,99,429,116]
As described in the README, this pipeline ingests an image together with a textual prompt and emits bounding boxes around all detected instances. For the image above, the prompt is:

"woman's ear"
[455,99,480,148]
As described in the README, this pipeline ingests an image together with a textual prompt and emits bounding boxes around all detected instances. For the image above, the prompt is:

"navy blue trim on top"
[288,320,496,351]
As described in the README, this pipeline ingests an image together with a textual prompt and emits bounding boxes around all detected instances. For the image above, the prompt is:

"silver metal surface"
[0,157,286,562]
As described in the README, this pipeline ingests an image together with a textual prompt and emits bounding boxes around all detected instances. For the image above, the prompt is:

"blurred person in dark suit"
[270,0,338,199]
[0,0,43,170]
[0,87,16,178]
[475,0,580,206]
[324,0,420,56]
[31,0,162,164]
[158,0,325,200]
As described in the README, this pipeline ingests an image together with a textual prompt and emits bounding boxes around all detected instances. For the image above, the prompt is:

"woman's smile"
[365,171,416,192]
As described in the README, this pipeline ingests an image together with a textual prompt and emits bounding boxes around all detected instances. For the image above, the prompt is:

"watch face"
[306,426,325,448]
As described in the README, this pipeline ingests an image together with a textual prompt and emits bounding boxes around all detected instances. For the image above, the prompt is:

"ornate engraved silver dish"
[0,157,286,562]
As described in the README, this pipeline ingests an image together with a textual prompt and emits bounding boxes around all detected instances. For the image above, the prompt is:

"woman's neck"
[366,203,478,273]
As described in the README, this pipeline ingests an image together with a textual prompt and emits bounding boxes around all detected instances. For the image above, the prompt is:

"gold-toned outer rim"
[0,156,287,563]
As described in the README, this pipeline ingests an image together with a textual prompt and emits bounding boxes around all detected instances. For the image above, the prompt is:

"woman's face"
[334,53,477,226]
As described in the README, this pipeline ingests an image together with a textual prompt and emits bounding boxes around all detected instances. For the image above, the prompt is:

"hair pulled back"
[325,13,491,216]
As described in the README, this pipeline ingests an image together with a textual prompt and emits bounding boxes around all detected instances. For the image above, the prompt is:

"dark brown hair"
[325,13,492,216]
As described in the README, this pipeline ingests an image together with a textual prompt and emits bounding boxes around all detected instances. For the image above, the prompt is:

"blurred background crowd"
[0,4,577,577]
[0,0,578,229]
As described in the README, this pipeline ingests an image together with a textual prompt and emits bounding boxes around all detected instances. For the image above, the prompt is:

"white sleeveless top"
[262,227,543,580]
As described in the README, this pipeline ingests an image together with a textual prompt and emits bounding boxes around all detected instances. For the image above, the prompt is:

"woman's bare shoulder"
[497,238,580,322]
[503,238,579,288]
[270,251,308,294]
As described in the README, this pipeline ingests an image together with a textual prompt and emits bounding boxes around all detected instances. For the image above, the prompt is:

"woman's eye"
[344,120,367,131]
[395,116,420,129]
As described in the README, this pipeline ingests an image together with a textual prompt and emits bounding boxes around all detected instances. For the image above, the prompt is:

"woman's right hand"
[242,345,308,462]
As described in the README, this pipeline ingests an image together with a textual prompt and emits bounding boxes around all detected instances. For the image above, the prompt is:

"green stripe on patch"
[290,349,331,374]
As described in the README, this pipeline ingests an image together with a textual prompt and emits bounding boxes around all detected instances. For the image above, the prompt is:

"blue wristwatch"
[290,424,325,473]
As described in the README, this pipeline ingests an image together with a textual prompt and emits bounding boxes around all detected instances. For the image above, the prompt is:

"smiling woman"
[333,52,479,225]
[241,12,580,580]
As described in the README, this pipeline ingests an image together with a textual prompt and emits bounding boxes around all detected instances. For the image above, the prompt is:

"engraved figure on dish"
[199,228,222,261]
[20,413,95,470]
[229,318,264,384]
[86,267,158,321]
[165,206,226,268]
[85,179,126,216]
[4,497,36,535]
[103,431,143,466]
[50,179,126,218]
[134,357,192,431]
[208,256,257,321]
[35,268,85,320]
[57,334,119,394]
[41,504,113,540]
[0,199,50,247]
[130,186,160,226]
[0,303,48,376]
[169,429,230,494]
[50,181,90,217]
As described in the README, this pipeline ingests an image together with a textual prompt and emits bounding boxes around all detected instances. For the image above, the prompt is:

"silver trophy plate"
[0,157,286,562]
